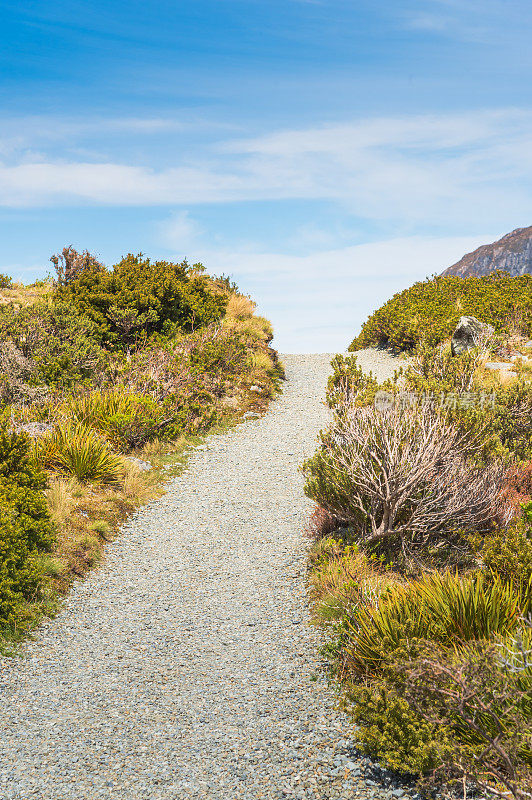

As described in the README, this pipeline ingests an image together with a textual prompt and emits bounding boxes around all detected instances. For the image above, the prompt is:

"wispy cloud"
[0,115,236,160]
[402,0,532,43]
[158,210,204,253]
[0,109,531,232]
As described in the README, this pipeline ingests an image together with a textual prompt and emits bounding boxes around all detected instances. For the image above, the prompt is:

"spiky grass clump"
[35,423,125,484]
[343,571,523,677]
[61,391,162,450]
[248,351,274,374]
[65,391,135,429]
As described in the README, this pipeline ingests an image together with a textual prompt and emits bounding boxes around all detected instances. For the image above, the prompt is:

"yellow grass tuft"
[309,537,397,622]
[226,294,256,319]
[45,477,78,526]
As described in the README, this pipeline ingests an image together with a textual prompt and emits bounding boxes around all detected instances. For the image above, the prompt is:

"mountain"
[441,226,532,278]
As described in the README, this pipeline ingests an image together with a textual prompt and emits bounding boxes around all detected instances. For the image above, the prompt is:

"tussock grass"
[226,294,256,319]
[309,537,393,623]
[45,477,78,526]
[35,423,125,484]
[248,350,274,373]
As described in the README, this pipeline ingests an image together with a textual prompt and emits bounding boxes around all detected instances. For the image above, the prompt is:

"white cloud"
[158,210,204,254]
[0,109,530,233]
[402,1,532,44]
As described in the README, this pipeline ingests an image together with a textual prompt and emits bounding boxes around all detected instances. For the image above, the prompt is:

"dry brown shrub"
[315,392,506,550]
[498,461,532,523]
[306,504,341,540]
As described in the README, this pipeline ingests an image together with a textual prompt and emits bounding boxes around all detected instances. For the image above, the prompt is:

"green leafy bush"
[0,426,55,628]
[344,633,532,792]
[54,252,227,346]
[344,679,453,776]
[400,345,532,462]
[0,300,105,389]
[35,423,125,484]
[325,353,381,409]
[471,515,532,591]
[350,272,532,351]
[0,274,13,290]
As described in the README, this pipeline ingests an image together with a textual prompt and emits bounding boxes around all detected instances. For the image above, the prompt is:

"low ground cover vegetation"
[306,290,532,798]
[0,246,282,648]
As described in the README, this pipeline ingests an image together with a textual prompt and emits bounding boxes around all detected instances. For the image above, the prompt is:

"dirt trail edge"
[0,351,408,800]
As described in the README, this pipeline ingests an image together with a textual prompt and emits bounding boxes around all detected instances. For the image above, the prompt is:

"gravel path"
[0,351,415,800]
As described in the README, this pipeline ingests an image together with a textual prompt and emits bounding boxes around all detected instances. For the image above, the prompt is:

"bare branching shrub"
[51,246,103,286]
[0,341,40,403]
[304,392,505,553]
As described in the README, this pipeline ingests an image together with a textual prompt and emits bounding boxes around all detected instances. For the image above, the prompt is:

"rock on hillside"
[442,226,532,278]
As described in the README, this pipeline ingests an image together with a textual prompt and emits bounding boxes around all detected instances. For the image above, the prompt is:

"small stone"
[14,421,53,438]
[126,457,153,472]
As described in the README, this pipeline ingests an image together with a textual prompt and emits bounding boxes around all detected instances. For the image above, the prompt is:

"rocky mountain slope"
[442,226,532,277]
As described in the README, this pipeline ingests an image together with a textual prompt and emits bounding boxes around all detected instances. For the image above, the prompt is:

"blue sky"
[1,0,532,350]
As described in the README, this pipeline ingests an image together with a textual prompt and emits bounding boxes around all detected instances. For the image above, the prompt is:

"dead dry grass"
[226,293,256,319]
[40,439,190,597]
[0,281,51,308]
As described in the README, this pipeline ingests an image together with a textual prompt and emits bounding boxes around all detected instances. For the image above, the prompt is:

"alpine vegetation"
[306,280,532,798]
[0,247,282,646]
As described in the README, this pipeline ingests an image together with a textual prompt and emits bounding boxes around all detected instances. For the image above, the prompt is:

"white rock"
[126,456,153,472]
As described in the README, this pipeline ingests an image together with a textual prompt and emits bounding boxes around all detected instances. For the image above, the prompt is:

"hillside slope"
[442,226,532,277]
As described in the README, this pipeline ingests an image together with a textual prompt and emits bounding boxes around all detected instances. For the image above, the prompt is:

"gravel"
[0,350,416,800]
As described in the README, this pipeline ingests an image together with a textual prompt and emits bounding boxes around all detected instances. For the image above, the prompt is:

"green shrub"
[54,252,227,346]
[396,342,532,461]
[429,379,532,463]
[343,680,453,776]
[325,354,381,409]
[350,272,532,351]
[344,634,532,791]
[471,517,532,591]
[0,274,13,290]
[400,635,532,794]
[0,426,55,628]
[35,423,125,484]
[405,339,486,394]
[0,300,105,389]
[187,325,249,385]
